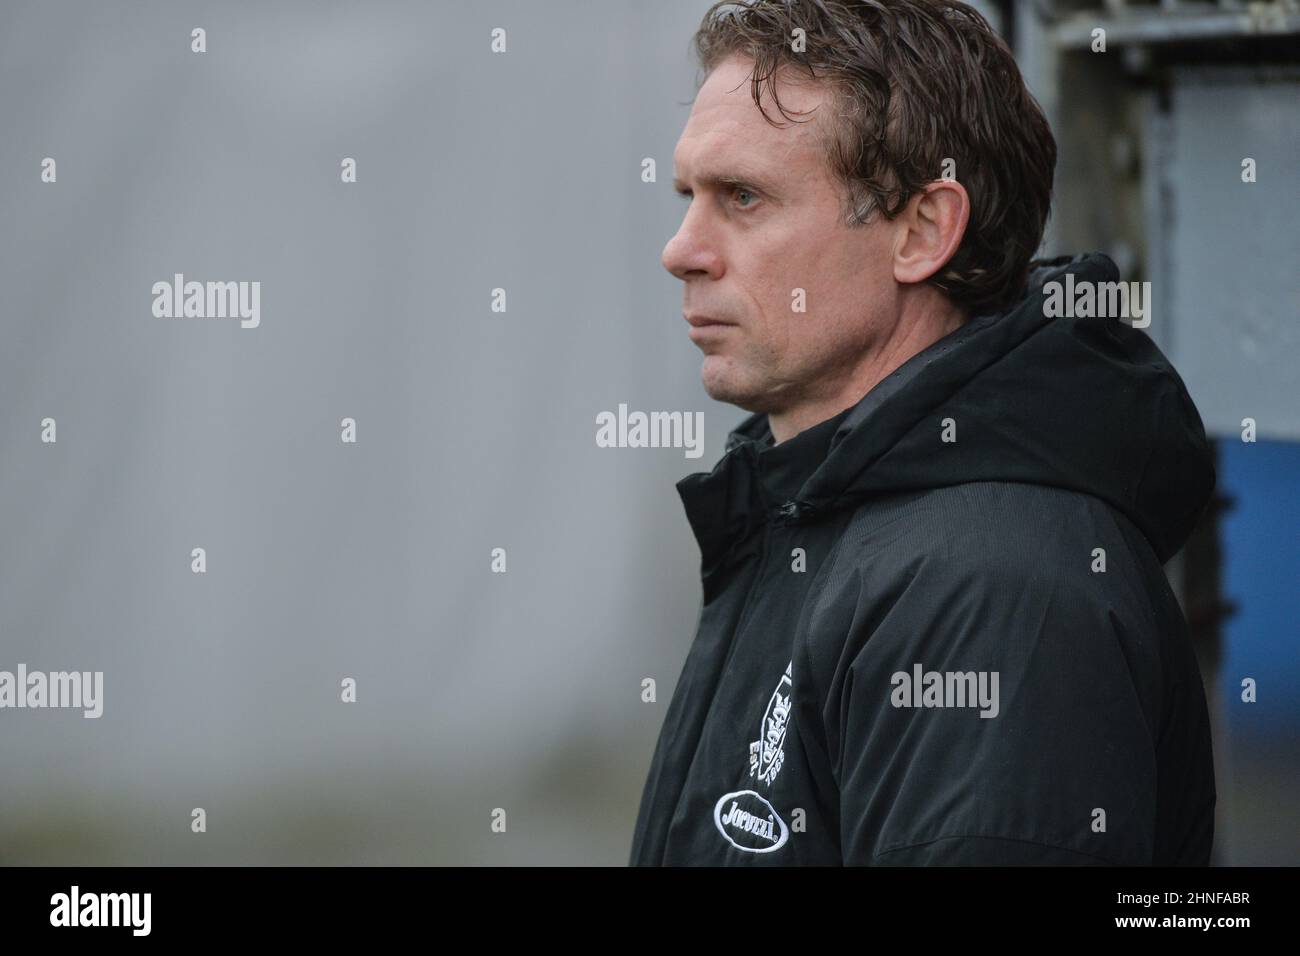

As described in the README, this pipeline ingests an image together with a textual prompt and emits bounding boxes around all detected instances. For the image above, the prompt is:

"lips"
[684,314,735,328]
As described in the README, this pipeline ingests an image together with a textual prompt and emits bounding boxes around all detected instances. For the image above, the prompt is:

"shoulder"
[824,480,1154,597]
[801,481,1167,696]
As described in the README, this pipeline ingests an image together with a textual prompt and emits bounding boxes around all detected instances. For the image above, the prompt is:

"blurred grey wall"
[0,0,736,864]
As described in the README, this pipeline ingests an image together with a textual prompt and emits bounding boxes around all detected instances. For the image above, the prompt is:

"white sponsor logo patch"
[713,789,789,853]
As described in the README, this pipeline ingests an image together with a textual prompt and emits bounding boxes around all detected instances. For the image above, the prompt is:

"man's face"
[664,54,898,416]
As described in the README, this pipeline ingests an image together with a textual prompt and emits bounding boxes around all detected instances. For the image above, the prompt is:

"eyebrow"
[672,170,778,197]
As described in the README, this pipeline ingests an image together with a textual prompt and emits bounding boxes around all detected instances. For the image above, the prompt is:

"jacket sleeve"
[806,532,1165,867]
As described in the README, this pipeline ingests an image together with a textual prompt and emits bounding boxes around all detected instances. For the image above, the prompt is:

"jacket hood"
[694,251,1215,566]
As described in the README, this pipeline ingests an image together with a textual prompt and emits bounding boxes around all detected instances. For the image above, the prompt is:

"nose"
[662,204,723,281]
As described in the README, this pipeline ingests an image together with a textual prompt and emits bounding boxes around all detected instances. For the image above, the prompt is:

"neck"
[768,299,967,445]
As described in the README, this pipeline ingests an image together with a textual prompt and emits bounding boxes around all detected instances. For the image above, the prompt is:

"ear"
[892,179,970,285]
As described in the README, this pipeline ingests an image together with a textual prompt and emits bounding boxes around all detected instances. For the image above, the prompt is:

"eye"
[732,186,760,209]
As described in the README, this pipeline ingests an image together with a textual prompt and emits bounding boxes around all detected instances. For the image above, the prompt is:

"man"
[629,0,1217,865]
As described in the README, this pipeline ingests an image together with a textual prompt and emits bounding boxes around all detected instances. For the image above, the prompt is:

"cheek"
[747,253,820,343]
[741,234,876,356]
[768,274,873,368]
[806,238,886,329]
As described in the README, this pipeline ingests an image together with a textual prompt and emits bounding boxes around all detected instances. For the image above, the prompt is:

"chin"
[700,360,765,411]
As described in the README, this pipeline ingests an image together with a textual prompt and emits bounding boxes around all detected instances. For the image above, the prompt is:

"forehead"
[673,55,832,180]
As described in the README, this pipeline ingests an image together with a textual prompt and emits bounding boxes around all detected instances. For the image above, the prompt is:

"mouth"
[685,315,736,344]
[684,314,736,330]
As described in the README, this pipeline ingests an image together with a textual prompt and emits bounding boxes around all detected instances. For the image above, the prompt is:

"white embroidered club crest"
[748,660,792,786]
